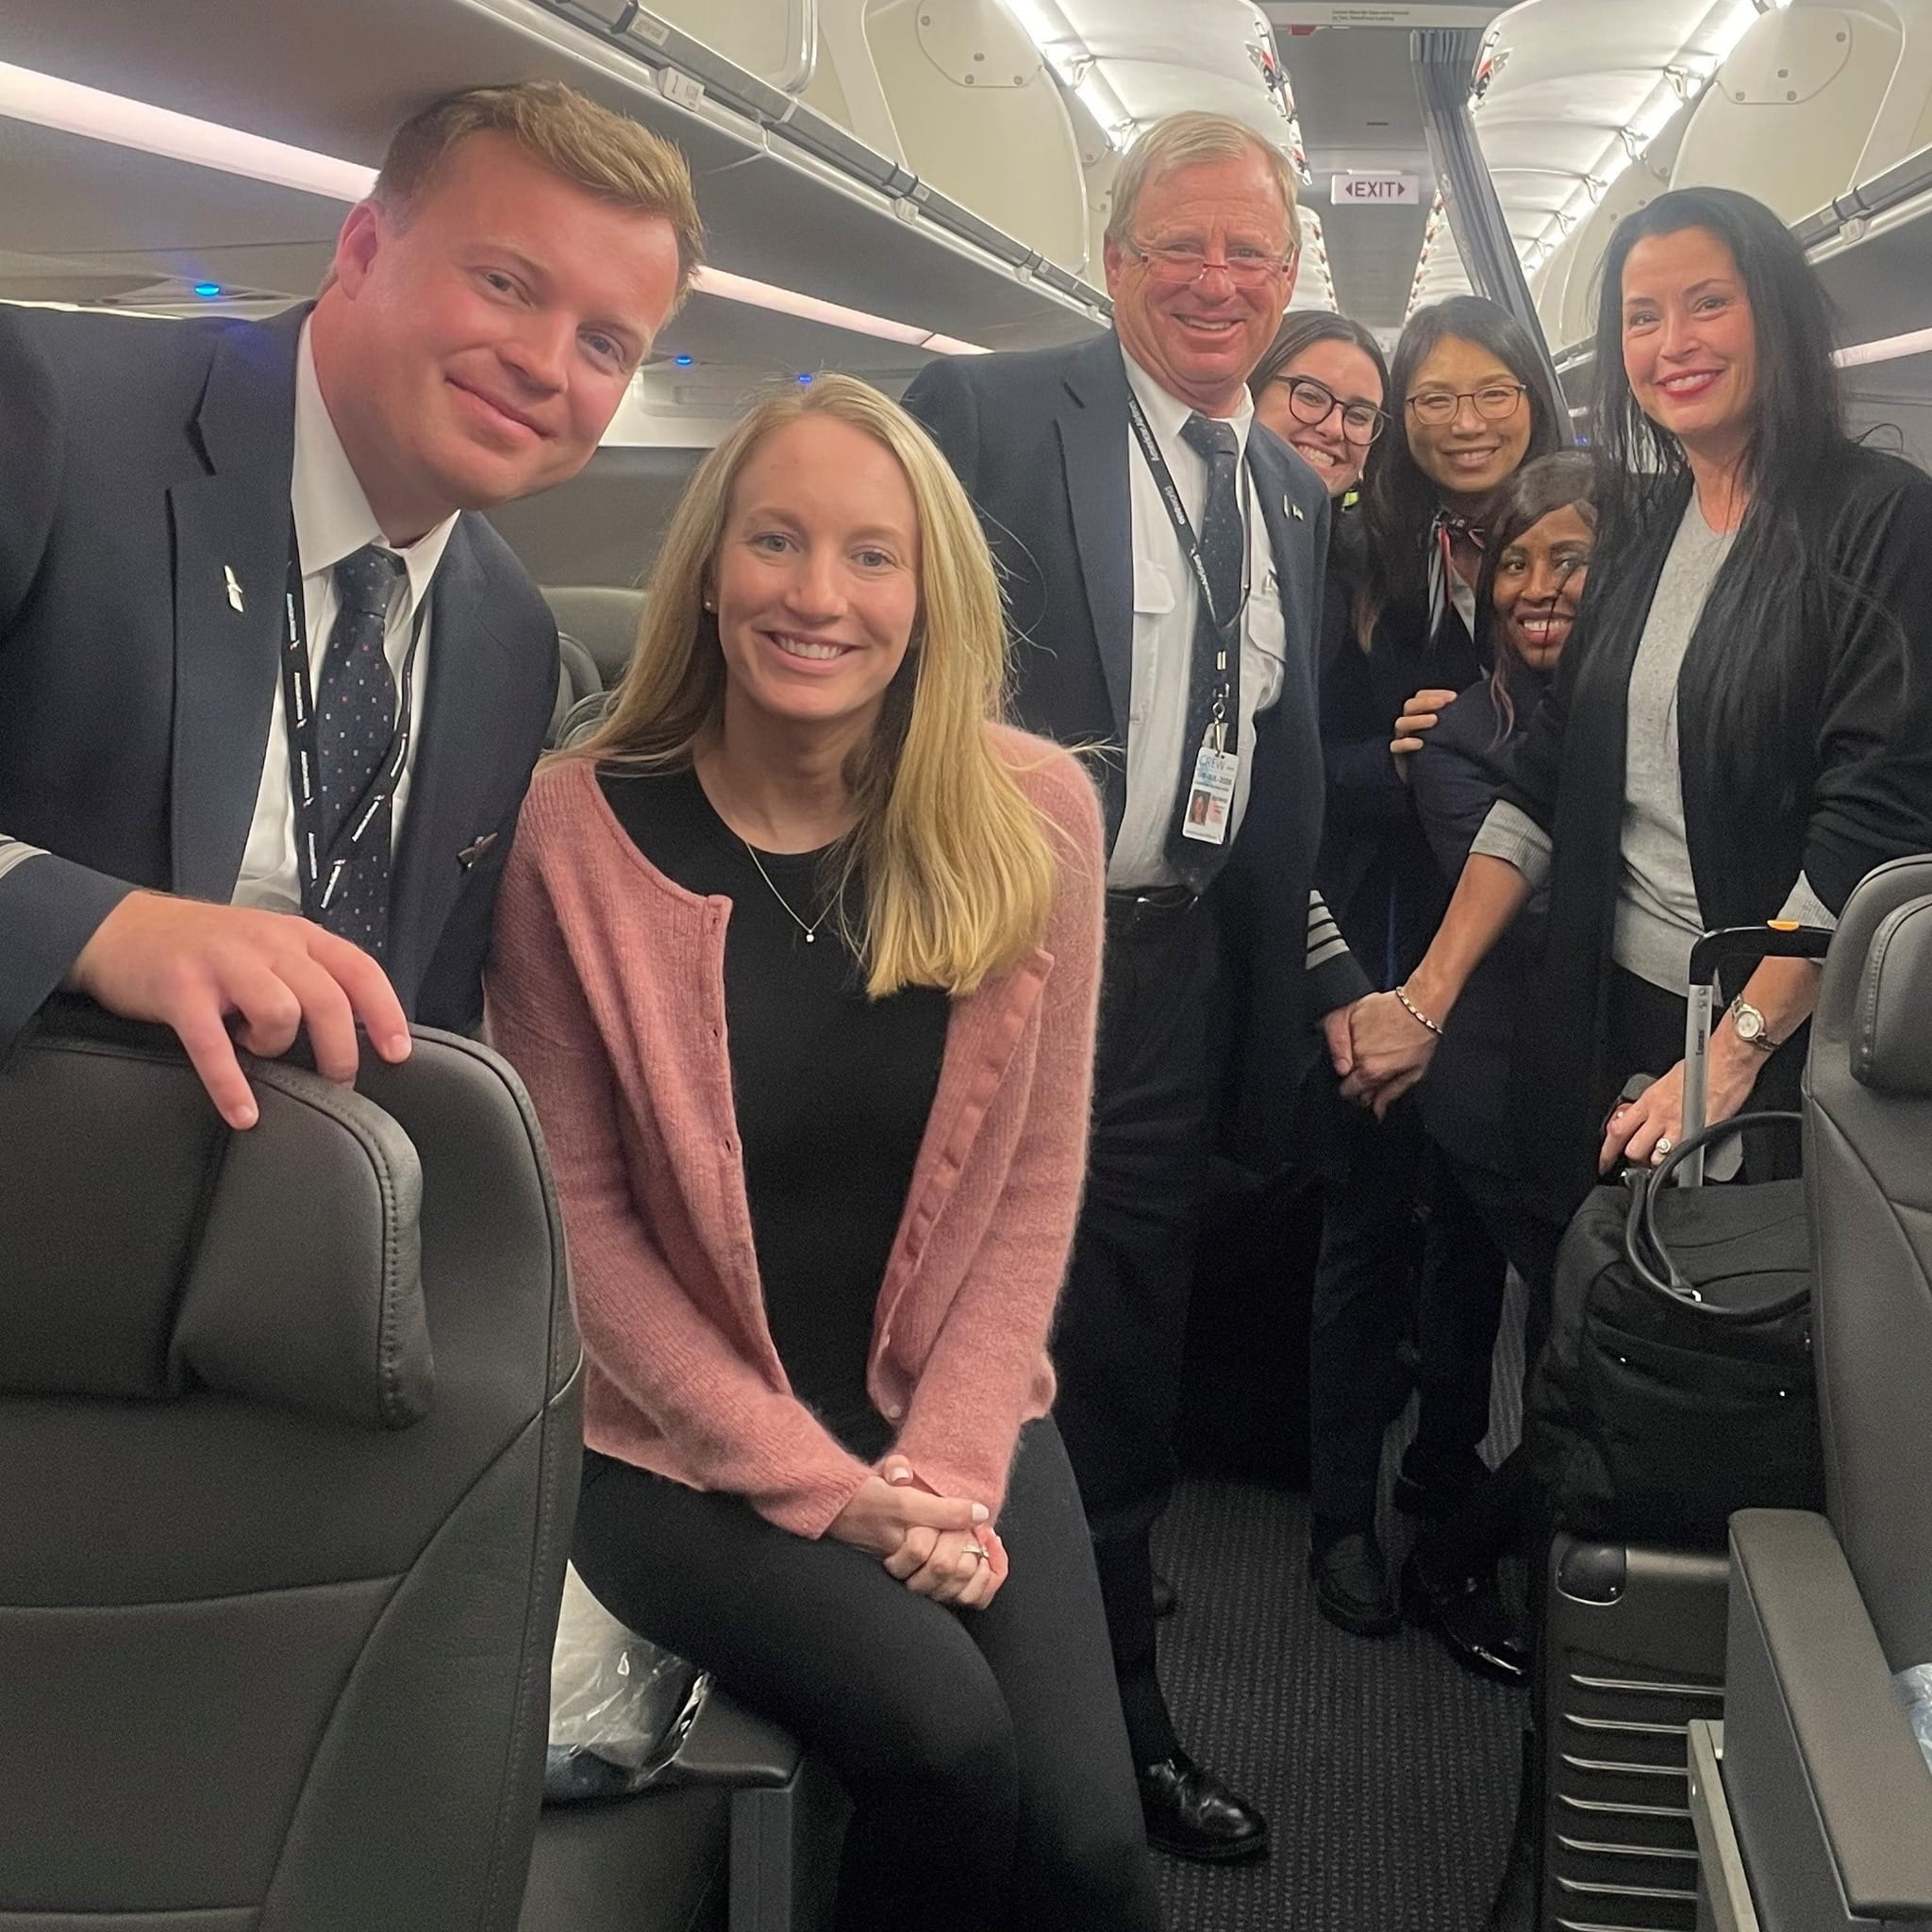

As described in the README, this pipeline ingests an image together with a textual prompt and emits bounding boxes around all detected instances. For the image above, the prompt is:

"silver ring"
[962,1545,987,1563]
[1651,1137,1674,1162]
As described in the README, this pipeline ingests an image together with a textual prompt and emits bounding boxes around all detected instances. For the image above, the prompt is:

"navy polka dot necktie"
[1166,412,1245,891]
[314,544,406,958]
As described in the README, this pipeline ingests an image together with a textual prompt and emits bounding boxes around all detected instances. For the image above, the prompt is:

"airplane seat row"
[542,586,644,747]
[0,1006,581,1932]
[0,994,839,1932]
[553,631,604,745]
[1695,854,1932,1926]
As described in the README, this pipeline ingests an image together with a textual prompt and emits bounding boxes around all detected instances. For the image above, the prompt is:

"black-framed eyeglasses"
[1124,237,1297,290]
[1406,381,1527,426]
[1279,375,1387,446]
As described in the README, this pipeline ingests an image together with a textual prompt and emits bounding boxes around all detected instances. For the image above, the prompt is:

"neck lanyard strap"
[280,544,427,919]
[1124,390,1253,639]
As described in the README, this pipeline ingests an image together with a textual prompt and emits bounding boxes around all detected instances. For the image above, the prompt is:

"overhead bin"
[1535,102,1693,359]
[1672,2,1905,224]
[636,0,817,93]
[863,1,1089,275]
[0,0,1107,353]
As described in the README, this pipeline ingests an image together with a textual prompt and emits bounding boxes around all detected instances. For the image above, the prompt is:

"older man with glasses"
[905,111,1370,1864]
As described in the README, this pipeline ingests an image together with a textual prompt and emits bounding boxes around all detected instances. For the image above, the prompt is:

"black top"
[599,765,950,1451]
[1314,511,1483,988]
[1408,663,1549,1174]
[1501,445,1932,1217]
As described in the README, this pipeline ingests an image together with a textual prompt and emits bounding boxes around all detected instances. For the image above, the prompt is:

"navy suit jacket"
[903,330,1368,1172]
[0,302,558,1057]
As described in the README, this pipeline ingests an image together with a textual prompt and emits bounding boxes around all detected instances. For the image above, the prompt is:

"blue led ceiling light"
[675,353,694,366]
[796,371,814,385]
[192,282,223,298]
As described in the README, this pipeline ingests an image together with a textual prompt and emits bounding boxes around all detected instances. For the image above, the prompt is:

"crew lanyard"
[1124,391,1252,751]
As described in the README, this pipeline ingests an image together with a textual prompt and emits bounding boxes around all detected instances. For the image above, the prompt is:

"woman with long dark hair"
[1298,297,1565,1640]
[1350,188,1932,1674]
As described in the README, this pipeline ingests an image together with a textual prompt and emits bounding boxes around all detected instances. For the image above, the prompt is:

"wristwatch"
[1728,997,1782,1053]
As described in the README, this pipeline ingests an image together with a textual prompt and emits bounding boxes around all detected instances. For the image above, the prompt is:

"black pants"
[573,1420,1159,1932]
[1051,891,1217,1767]
[1306,1090,1507,1536]
[1408,1149,1513,1476]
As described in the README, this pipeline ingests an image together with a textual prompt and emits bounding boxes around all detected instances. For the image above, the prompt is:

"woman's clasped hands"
[826,1460,1007,1610]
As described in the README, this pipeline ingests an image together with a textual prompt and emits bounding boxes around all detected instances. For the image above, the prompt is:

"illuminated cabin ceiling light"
[0,57,375,198]
[1835,325,1932,369]
[0,58,990,354]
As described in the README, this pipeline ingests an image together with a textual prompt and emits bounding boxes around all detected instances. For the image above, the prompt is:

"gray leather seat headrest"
[0,1025,432,1429]
[541,585,646,687]
[1852,892,1932,1096]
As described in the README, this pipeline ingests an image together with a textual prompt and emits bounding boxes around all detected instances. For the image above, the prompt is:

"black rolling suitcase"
[1527,924,1832,1932]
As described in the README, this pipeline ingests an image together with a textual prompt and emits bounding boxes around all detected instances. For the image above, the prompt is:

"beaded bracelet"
[1393,985,1445,1038]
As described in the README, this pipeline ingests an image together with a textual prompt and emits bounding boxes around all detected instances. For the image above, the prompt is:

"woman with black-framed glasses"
[1292,295,1568,1648]
[1250,315,1388,502]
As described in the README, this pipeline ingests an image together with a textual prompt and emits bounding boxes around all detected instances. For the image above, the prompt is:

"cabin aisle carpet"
[1148,1277,1530,1932]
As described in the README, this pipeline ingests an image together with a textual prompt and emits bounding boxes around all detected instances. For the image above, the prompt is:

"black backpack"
[1524,1113,1825,1549]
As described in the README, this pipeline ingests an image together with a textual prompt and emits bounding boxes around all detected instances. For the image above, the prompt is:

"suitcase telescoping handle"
[1679,921,1835,1188]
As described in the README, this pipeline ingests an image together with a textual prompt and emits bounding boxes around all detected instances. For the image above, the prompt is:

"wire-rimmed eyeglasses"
[1124,238,1298,290]
[1405,381,1528,426]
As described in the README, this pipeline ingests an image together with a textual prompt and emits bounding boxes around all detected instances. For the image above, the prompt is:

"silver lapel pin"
[224,565,245,613]
[1290,500,1306,522]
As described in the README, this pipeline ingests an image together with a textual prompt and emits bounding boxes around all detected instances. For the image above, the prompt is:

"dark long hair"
[1474,451,1596,740]
[1355,295,1568,650]
[1248,310,1390,405]
[1588,187,1845,809]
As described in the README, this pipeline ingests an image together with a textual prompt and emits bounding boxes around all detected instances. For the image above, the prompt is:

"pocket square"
[458,832,500,870]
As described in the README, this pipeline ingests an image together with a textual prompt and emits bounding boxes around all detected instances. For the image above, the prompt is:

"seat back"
[540,587,647,690]
[0,1010,581,1932]
[549,631,604,748]
[1805,854,1932,1671]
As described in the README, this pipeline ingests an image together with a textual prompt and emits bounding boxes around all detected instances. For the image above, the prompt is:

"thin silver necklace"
[740,839,833,945]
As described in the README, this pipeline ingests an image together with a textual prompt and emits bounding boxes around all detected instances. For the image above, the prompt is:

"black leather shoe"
[1151,1569,1179,1620]
[1137,1752,1271,1862]
[1399,1551,1532,1684]
[1392,1447,1488,1521]
[1309,1530,1399,1638]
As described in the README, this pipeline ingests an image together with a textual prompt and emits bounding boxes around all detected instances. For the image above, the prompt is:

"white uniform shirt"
[231,321,458,914]
[1108,353,1289,891]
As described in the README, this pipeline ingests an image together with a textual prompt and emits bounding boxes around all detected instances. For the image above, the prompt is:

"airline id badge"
[1180,744,1239,843]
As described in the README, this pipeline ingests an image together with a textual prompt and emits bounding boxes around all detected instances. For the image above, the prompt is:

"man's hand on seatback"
[67,891,411,1131]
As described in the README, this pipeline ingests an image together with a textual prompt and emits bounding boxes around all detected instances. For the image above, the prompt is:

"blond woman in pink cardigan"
[488,375,1159,1932]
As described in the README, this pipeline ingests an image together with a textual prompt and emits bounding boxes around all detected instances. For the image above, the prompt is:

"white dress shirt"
[231,321,458,915]
[1108,353,1289,891]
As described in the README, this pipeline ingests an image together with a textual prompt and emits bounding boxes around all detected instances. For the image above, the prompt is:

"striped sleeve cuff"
[0,839,47,885]
[1469,800,1553,891]
[1777,872,1838,930]
[1306,889,1372,1012]
[1306,888,1349,972]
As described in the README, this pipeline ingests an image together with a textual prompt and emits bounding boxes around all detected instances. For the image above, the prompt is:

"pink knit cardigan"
[486,728,1105,1538]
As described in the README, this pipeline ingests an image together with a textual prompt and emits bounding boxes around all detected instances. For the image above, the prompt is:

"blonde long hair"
[576,374,1061,999]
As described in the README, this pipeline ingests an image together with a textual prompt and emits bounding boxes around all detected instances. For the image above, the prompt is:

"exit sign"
[1334,173,1421,205]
